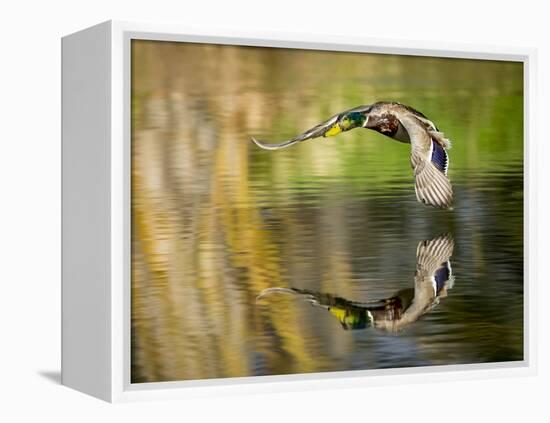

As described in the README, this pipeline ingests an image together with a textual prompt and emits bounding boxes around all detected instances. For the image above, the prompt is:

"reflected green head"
[329,306,373,330]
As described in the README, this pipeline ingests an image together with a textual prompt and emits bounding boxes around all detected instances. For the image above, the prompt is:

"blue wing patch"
[434,263,451,295]
[431,140,448,174]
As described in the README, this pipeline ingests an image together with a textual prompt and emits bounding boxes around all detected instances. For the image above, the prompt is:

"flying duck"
[256,234,455,331]
[252,102,453,209]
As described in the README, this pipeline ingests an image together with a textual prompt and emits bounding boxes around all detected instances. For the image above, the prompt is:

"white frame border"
[108,20,537,403]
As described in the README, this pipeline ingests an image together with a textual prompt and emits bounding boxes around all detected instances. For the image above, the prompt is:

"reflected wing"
[373,235,455,332]
[257,287,382,309]
[403,115,453,209]
[415,234,455,297]
[251,105,371,150]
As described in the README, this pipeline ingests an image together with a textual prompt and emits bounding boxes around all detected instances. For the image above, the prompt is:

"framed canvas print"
[61,21,537,402]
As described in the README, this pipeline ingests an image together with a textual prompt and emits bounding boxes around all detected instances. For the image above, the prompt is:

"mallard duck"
[252,102,453,209]
[256,234,455,331]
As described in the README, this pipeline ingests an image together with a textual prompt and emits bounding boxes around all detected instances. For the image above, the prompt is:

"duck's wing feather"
[399,115,453,209]
[251,105,371,150]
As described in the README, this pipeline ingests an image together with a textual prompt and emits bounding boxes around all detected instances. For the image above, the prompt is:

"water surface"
[131,40,523,383]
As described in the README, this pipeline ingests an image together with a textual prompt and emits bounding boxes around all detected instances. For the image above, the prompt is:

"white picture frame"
[61,20,537,403]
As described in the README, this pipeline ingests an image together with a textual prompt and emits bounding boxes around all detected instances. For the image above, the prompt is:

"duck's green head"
[342,111,368,129]
[325,111,368,137]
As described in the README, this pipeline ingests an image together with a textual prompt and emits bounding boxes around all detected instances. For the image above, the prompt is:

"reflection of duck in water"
[257,235,455,331]
[252,102,453,209]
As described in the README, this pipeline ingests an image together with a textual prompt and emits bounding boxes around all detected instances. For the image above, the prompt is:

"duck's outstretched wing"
[251,105,371,150]
[400,115,453,209]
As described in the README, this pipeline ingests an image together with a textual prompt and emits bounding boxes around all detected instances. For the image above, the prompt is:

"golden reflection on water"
[131,40,523,383]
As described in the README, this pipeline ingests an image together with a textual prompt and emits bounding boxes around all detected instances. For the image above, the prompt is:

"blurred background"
[130,40,523,383]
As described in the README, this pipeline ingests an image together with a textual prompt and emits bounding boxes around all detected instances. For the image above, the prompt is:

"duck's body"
[252,102,453,209]
[256,235,455,331]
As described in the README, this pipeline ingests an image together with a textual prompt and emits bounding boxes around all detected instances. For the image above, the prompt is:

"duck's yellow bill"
[325,124,342,137]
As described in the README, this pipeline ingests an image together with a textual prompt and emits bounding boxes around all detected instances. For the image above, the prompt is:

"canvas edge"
[61,20,112,402]
[102,20,537,403]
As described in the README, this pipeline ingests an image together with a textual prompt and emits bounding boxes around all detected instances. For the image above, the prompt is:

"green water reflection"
[131,40,523,383]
